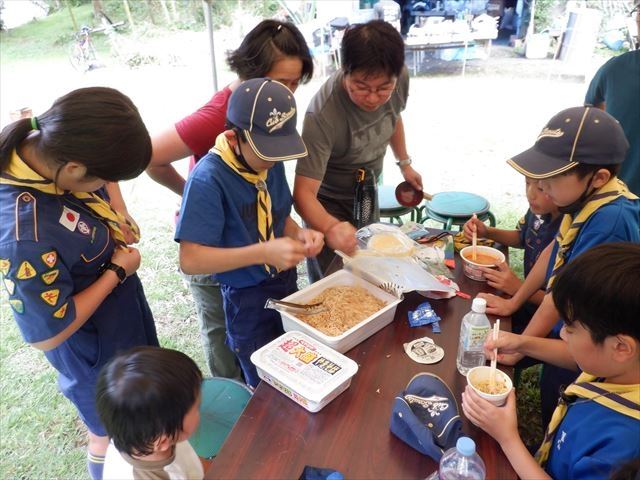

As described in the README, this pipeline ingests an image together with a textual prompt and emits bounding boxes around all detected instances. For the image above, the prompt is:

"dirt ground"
[0,31,603,224]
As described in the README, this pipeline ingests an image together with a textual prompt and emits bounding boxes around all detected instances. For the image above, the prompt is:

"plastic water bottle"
[431,437,486,480]
[456,297,491,375]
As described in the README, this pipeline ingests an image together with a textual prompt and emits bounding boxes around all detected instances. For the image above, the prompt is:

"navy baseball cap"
[507,106,629,179]
[227,78,308,162]
[390,373,463,461]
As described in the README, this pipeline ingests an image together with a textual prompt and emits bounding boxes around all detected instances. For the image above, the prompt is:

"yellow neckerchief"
[0,150,138,248]
[536,372,640,467]
[546,177,638,291]
[212,133,275,273]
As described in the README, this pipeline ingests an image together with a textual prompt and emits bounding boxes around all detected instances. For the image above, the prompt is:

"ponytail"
[0,118,34,171]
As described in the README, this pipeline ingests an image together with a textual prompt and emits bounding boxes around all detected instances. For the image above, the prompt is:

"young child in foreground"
[175,78,324,387]
[464,176,560,333]
[462,242,640,480]
[96,346,204,480]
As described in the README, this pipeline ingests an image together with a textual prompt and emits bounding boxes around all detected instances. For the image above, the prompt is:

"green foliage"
[534,0,562,33]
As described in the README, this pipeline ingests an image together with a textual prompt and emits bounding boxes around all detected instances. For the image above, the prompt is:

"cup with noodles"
[460,246,506,282]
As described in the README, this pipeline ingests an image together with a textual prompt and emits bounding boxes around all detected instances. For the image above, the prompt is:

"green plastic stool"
[378,185,417,225]
[189,377,252,459]
[420,191,496,230]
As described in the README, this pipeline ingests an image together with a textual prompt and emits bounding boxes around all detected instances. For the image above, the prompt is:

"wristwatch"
[396,157,412,167]
[99,262,127,284]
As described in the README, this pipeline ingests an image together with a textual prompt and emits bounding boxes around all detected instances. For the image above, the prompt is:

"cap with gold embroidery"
[507,106,629,179]
[226,78,307,163]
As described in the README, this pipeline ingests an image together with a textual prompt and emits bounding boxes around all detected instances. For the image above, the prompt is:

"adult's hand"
[325,221,357,255]
[400,165,423,192]
[481,262,522,296]
[477,292,517,316]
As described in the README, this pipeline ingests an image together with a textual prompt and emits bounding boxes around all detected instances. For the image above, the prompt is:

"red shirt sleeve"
[175,86,232,161]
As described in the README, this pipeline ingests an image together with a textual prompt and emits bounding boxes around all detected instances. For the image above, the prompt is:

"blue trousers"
[221,269,297,388]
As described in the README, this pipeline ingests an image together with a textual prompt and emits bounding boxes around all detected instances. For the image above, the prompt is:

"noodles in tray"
[298,286,387,336]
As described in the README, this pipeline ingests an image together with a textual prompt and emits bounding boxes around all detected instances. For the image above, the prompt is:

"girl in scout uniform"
[0,87,159,480]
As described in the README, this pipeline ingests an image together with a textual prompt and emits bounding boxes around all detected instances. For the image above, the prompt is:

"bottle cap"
[456,436,476,456]
[471,297,487,313]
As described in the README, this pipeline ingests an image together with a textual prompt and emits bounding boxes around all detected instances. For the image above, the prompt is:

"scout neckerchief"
[212,133,275,273]
[0,150,138,248]
[546,177,638,292]
[535,372,640,467]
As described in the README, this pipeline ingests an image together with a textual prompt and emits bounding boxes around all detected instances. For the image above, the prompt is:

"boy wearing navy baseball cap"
[478,106,639,428]
[175,78,324,387]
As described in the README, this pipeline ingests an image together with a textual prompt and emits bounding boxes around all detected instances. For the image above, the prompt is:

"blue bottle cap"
[456,436,476,456]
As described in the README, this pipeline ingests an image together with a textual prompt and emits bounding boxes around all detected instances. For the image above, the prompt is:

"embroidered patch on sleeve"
[41,270,60,286]
[16,261,36,280]
[3,278,15,295]
[40,289,60,306]
[41,251,57,268]
[53,303,68,319]
[9,299,24,314]
[0,259,10,275]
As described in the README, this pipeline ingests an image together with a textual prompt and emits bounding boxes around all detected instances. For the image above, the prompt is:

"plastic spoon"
[394,181,433,208]
[489,318,500,391]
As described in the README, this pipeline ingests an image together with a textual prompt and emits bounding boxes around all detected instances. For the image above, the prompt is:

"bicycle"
[68,20,125,72]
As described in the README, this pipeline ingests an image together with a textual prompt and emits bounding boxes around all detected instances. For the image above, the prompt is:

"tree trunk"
[92,0,105,20]
[160,0,171,24]
[122,0,134,28]
[66,0,78,32]
[146,0,158,25]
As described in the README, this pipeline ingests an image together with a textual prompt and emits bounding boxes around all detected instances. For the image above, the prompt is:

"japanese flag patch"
[59,206,80,232]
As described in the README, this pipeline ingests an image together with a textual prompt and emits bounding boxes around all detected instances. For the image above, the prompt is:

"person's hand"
[462,387,519,446]
[297,228,325,257]
[463,216,488,240]
[325,221,357,254]
[111,247,141,277]
[400,165,423,192]
[263,237,306,271]
[477,292,517,316]
[480,262,522,296]
[119,211,140,245]
[484,330,525,364]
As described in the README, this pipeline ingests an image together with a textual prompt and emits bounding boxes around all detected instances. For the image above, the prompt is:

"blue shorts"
[44,276,158,436]
[221,269,297,388]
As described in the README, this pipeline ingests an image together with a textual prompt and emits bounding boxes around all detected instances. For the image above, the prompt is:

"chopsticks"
[489,318,500,391]
[471,213,478,261]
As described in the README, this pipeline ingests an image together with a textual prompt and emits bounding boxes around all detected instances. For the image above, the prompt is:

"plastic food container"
[278,269,402,353]
[250,331,358,412]
[460,246,506,282]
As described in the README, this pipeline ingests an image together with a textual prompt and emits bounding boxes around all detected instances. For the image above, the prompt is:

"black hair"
[552,242,640,344]
[0,87,151,181]
[95,346,203,457]
[227,20,313,84]
[341,20,405,78]
[563,163,620,180]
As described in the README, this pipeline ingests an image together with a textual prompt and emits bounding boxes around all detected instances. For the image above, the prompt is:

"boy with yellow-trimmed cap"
[175,78,324,387]
[478,106,639,427]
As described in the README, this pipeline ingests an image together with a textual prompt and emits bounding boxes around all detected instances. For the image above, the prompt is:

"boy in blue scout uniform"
[0,87,159,480]
[477,106,640,427]
[463,177,561,334]
[463,243,640,480]
[175,78,324,388]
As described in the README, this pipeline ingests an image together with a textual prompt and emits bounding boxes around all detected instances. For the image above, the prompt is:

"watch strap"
[100,262,126,284]
[396,157,412,167]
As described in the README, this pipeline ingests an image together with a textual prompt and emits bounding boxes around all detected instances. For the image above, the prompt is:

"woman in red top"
[146,20,313,381]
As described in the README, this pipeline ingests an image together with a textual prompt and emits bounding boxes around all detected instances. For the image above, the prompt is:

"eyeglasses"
[346,76,397,98]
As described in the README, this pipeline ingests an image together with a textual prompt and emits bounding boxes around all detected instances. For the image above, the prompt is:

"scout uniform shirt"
[0,182,158,434]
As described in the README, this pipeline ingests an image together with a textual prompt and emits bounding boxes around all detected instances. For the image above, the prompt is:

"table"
[405,37,494,76]
[208,257,517,479]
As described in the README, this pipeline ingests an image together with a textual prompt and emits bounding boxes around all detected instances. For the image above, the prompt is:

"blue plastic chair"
[420,191,496,230]
[378,184,417,225]
[189,377,252,459]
